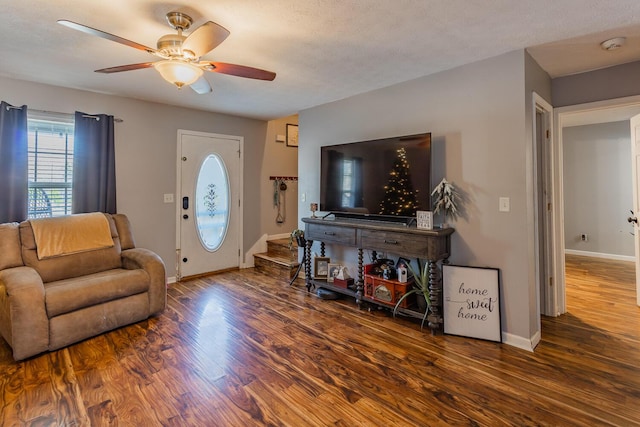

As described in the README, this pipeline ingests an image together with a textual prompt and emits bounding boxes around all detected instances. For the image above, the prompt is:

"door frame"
[551,94,640,314]
[631,114,640,306]
[532,93,556,321]
[175,129,244,279]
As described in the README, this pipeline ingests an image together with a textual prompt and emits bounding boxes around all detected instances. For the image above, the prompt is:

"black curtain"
[0,101,28,223]
[72,112,117,214]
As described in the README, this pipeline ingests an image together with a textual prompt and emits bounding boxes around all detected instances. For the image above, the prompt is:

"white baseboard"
[501,332,536,352]
[167,276,177,284]
[530,329,541,350]
[565,249,634,262]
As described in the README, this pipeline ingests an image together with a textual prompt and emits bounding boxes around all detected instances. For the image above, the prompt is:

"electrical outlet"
[581,233,588,242]
[163,193,174,203]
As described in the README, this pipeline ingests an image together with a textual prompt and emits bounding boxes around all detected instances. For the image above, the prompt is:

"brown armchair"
[0,213,166,360]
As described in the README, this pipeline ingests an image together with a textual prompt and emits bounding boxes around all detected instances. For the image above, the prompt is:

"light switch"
[301,193,306,202]
[164,193,174,203]
[499,197,510,212]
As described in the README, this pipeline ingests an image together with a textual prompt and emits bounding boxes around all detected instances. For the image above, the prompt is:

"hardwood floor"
[1,255,639,426]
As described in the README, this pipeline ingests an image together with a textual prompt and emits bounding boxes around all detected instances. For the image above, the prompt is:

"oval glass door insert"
[195,154,230,251]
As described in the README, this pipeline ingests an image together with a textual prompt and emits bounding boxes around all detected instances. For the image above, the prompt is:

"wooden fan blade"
[182,21,230,58]
[190,77,213,94]
[203,62,276,81]
[57,20,158,55]
[95,63,156,73]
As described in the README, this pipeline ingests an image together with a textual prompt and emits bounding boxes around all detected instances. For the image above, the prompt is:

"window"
[341,159,354,208]
[195,154,230,251]
[27,112,74,218]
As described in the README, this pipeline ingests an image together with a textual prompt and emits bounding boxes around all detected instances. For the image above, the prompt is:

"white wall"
[298,50,551,347]
[0,76,273,278]
[563,121,633,258]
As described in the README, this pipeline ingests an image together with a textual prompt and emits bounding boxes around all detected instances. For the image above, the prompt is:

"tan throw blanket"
[31,212,114,260]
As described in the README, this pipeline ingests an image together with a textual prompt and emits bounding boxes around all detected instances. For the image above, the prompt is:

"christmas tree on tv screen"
[378,147,420,216]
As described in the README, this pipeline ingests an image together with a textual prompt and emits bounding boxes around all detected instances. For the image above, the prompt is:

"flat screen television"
[320,132,431,223]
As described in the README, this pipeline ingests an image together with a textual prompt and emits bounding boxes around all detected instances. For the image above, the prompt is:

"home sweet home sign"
[442,265,501,342]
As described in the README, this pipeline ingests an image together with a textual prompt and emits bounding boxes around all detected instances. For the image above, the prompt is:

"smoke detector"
[600,37,626,51]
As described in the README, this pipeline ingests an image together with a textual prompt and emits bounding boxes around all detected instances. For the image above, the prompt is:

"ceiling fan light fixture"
[58,14,275,92]
[154,60,203,88]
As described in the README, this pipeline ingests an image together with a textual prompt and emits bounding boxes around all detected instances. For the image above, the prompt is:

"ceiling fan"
[57,11,276,94]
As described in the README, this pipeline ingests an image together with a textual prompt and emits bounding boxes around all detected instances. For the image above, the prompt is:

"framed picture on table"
[314,257,330,279]
[327,263,342,282]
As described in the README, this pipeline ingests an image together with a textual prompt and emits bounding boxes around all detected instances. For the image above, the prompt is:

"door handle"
[182,196,189,210]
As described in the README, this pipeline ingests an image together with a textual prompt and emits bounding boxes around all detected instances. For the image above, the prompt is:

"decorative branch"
[431,178,459,223]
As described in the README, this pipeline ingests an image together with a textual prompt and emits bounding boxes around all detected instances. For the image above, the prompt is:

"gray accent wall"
[552,60,640,107]
[524,50,553,339]
[563,121,633,257]
[0,75,274,278]
[298,50,551,346]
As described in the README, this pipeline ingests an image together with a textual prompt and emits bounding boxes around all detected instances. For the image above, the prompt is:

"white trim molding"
[502,331,539,352]
[565,249,634,262]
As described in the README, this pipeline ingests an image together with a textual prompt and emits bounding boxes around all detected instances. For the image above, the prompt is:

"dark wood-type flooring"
[1,254,639,426]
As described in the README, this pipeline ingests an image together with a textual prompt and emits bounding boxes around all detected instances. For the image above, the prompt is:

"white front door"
[177,130,242,279]
[630,114,640,305]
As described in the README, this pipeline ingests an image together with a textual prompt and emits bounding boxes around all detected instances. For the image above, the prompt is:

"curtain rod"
[81,114,124,123]
[4,105,123,122]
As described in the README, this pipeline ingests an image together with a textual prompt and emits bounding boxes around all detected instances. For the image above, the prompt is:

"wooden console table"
[302,217,454,334]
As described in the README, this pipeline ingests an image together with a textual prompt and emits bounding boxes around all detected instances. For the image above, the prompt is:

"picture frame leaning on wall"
[443,265,501,342]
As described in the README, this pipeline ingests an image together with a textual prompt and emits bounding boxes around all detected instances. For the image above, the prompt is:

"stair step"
[267,238,298,261]
[253,252,299,268]
[254,253,300,279]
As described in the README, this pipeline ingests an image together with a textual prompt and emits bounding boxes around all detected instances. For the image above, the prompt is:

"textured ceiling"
[2,0,640,120]
[528,23,640,78]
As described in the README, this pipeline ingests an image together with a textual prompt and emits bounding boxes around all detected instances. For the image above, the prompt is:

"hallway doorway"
[553,96,640,315]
